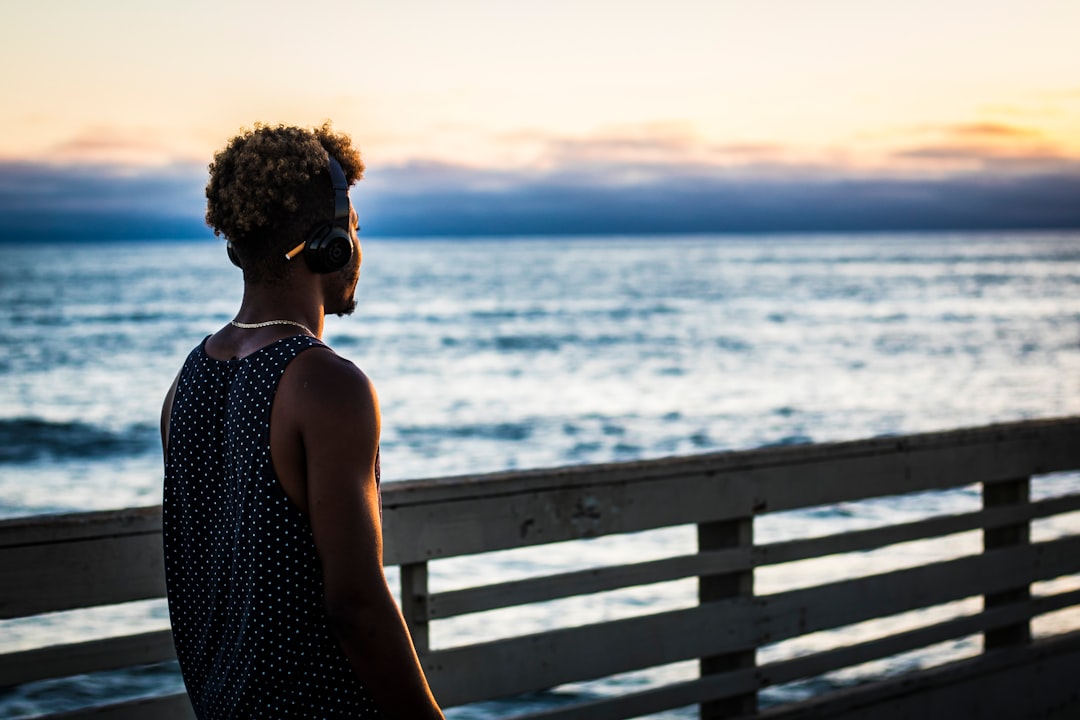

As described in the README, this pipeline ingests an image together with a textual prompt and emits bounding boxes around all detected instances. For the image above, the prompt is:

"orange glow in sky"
[2,0,1079,174]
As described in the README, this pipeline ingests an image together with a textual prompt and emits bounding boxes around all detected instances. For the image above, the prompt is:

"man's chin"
[333,298,357,317]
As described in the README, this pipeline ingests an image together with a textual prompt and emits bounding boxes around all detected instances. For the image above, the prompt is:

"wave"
[395,421,535,442]
[762,433,814,448]
[0,418,158,465]
[437,330,729,354]
[467,304,679,323]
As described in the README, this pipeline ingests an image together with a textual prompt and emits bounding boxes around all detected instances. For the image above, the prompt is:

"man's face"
[328,205,361,317]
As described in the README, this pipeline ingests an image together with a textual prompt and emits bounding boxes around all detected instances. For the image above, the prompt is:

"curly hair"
[205,122,364,283]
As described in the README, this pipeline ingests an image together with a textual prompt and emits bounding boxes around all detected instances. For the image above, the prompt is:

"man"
[160,123,444,719]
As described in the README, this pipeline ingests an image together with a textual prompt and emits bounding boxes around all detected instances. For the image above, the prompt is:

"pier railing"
[2,417,1080,719]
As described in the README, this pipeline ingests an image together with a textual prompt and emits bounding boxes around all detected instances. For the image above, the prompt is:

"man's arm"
[286,349,443,720]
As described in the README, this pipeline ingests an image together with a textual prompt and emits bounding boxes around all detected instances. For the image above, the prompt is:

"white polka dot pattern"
[164,336,384,718]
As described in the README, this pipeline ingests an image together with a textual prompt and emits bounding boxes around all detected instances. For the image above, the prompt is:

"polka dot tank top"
[163,335,384,719]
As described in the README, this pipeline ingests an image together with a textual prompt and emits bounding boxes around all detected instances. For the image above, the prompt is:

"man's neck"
[235,280,326,340]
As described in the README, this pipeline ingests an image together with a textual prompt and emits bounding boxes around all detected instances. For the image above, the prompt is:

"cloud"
[364,122,1080,234]
[0,161,210,240]
[2,153,1080,241]
[941,122,1041,139]
[876,120,1079,175]
[30,126,199,167]
[486,121,1080,186]
[891,144,1070,166]
[359,161,1080,236]
[488,124,798,174]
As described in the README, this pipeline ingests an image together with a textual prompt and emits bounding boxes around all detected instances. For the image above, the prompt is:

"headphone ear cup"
[304,225,353,273]
[226,240,242,268]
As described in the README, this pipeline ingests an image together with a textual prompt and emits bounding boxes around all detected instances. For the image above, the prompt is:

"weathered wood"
[508,588,1080,720]
[381,417,1080,510]
[510,670,760,720]
[382,417,1080,565]
[983,476,1032,649]
[698,517,755,719]
[0,532,165,619]
[0,506,162,549]
[759,535,1080,647]
[2,417,1079,720]
[760,587,1080,689]
[426,549,752,619]
[400,561,430,652]
[0,630,176,688]
[758,492,1080,566]
[422,600,759,707]
[756,631,1080,720]
[47,692,195,720]
[752,422,1078,515]
[382,472,755,565]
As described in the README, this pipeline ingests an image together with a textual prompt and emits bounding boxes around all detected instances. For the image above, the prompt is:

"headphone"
[227,151,354,274]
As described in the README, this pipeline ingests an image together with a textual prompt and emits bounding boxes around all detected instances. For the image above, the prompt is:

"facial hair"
[334,297,357,317]
[329,263,360,317]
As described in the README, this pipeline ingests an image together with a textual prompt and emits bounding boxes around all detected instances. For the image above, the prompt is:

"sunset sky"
[2,0,1079,237]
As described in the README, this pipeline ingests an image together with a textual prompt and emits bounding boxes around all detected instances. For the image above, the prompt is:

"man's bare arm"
[286,349,443,720]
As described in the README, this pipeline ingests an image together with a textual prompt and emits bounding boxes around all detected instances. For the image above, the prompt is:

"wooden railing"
[2,417,1080,719]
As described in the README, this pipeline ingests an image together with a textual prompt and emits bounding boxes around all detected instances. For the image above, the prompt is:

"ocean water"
[1,232,1079,717]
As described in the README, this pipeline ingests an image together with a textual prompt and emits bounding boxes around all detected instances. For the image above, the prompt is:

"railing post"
[982,476,1031,650]
[400,561,430,653]
[698,516,755,718]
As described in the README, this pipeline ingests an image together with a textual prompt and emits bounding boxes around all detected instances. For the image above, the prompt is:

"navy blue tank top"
[163,335,384,719]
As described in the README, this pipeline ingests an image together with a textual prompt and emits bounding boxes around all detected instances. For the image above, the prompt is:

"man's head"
[205,122,364,285]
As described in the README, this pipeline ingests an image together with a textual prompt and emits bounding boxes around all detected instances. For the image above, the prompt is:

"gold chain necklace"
[230,318,315,337]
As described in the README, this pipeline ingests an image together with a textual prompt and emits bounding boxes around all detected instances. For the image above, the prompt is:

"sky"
[2,0,1080,238]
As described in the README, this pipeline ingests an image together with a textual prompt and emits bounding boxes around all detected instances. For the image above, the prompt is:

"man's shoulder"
[278,343,380,444]
[292,342,369,378]
[284,344,377,410]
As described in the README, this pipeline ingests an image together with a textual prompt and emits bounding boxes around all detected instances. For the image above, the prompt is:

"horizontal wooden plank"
[2,418,1076,568]
[0,532,165,619]
[758,493,1080,566]
[423,599,758,707]
[5,491,1075,622]
[383,472,755,565]
[385,418,1080,563]
[0,506,161,549]
[510,669,758,720]
[760,534,1080,647]
[383,417,1080,508]
[454,538,1077,710]
[761,587,1080,690]
[757,630,1080,720]
[47,692,195,720]
[19,590,1077,719]
[0,630,176,687]
[755,421,1080,515]
[509,588,1080,720]
[425,511,1080,703]
[1029,491,1080,521]
[424,536,1080,707]
[427,548,752,619]
[10,592,1070,716]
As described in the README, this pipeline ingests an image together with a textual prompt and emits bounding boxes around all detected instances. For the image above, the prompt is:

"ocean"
[1,231,1079,717]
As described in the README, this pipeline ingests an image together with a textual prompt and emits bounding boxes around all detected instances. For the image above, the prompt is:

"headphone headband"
[327,153,350,228]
